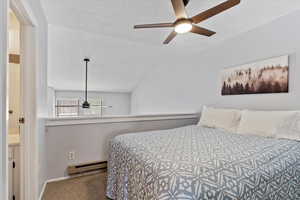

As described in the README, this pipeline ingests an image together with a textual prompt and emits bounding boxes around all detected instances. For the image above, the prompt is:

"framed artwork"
[221,55,289,95]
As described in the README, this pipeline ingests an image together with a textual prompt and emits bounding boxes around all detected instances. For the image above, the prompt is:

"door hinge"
[13,161,16,169]
[19,117,25,124]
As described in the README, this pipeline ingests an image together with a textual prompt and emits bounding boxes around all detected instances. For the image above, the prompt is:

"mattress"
[106,126,300,200]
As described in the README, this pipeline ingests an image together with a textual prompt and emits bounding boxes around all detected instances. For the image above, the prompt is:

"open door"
[8,9,21,200]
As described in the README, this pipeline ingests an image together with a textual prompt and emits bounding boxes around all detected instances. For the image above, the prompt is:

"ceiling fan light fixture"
[133,0,240,44]
[174,19,192,34]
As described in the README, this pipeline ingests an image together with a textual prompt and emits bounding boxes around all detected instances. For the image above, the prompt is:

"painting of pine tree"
[221,55,289,95]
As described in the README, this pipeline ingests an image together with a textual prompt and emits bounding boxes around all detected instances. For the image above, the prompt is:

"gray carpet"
[42,172,108,200]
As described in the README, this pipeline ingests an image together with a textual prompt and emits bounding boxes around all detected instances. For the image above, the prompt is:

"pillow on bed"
[274,113,300,141]
[237,110,294,137]
[198,106,241,132]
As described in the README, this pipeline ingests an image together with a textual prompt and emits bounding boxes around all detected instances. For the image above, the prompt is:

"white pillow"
[198,106,241,132]
[237,110,294,137]
[274,113,300,141]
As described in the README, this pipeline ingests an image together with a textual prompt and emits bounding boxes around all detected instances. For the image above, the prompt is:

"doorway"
[7,0,39,198]
[8,9,21,200]
[1,0,39,199]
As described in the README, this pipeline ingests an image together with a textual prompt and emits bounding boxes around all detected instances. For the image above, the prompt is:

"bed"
[106,125,300,200]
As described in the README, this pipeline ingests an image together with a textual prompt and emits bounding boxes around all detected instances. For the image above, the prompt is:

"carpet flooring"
[42,172,109,200]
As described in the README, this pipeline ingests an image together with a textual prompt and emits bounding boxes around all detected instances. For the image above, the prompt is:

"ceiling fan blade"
[163,31,177,44]
[134,23,174,29]
[190,25,216,37]
[191,0,240,24]
[171,0,188,19]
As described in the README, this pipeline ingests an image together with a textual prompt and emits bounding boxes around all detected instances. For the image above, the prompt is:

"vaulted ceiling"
[42,0,300,91]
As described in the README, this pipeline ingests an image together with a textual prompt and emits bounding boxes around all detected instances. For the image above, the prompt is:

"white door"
[8,62,21,135]
[8,147,14,200]
[13,146,21,200]
[8,10,21,200]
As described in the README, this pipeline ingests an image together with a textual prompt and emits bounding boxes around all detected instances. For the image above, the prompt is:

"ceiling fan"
[134,0,240,44]
[81,58,112,110]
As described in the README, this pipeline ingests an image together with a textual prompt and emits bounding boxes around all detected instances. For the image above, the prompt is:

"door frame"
[1,0,39,199]
[0,0,9,199]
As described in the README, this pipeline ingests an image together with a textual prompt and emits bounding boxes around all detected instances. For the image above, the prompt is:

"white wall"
[23,0,49,197]
[45,116,198,180]
[131,10,300,114]
[47,87,55,117]
[54,90,131,116]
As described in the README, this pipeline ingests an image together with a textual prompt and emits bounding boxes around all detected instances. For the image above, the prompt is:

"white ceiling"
[42,0,300,91]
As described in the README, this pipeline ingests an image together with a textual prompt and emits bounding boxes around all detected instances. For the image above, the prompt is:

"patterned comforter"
[106,126,300,200]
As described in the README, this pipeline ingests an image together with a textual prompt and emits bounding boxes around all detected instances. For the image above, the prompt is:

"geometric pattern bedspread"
[106,126,300,200]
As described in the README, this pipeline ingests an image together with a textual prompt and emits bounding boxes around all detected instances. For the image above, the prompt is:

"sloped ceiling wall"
[47,24,176,91]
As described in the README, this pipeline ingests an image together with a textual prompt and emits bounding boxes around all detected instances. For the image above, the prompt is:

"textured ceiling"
[42,0,300,91]
[42,0,300,46]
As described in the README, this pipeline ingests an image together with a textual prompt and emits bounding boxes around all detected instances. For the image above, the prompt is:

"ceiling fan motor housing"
[175,18,192,25]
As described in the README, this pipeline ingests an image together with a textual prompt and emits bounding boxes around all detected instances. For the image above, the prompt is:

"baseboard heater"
[67,161,107,175]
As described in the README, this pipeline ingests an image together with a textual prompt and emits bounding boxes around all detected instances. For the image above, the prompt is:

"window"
[55,98,103,117]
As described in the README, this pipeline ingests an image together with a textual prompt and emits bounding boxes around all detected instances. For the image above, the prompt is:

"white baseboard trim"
[38,176,70,200]
[47,176,71,183]
[38,181,47,200]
